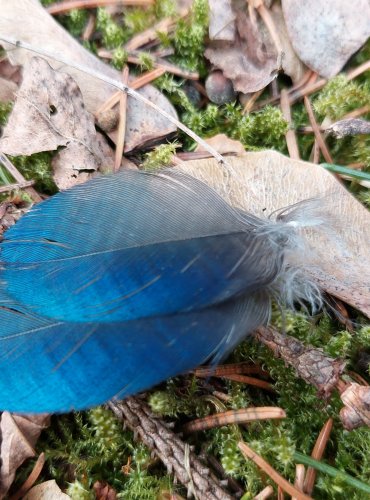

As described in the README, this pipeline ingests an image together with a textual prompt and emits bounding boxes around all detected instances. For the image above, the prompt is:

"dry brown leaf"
[0,75,17,102]
[23,480,70,500]
[208,0,236,41]
[326,118,370,138]
[205,10,278,93]
[282,0,370,79]
[179,151,370,317]
[0,57,114,189]
[0,0,177,152]
[195,133,246,156]
[93,481,117,500]
[0,412,50,499]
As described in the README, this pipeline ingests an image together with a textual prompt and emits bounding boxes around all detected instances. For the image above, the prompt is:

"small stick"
[304,96,333,164]
[277,486,284,500]
[253,485,274,500]
[0,153,41,202]
[194,362,268,378]
[0,179,35,193]
[96,67,166,114]
[292,464,305,500]
[47,0,154,15]
[115,65,129,170]
[0,37,229,168]
[280,89,300,159]
[303,418,333,495]
[9,453,45,500]
[98,48,199,80]
[238,442,313,500]
[82,13,96,41]
[125,9,189,51]
[243,89,263,114]
[221,374,273,392]
[183,407,286,433]
[257,3,283,54]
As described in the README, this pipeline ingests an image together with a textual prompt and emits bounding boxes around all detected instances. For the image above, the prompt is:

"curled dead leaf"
[23,480,70,500]
[0,0,177,152]
[326,118,370,138]
[0,412,50,499]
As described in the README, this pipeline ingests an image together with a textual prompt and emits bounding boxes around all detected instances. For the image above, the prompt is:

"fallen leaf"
[179,151,370,317]
[23,480,70,500]
[208,0,236,41]
[282,0,370,78]
[93,481,117,500]
[0,412,50,498]
[0,57,114,189]
[0,0,177,152]
[195,133,246,156]
[0,76,17,102]
[205,10,278,93]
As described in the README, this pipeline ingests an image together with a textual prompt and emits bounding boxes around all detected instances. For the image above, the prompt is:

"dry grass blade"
[280,88,300,159]
[9,453,45,500]
[303,418,333,494]
[183,407,286,433]
[47,0,154,15]
[0,180,35,193]
[304,96,333,164]
[238,441,313,500]
[114,65,129,171]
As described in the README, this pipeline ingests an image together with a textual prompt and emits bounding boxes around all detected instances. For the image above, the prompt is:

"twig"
[182,407,286,433]
[0,153,41,202]
[280,89,300,159]
[220,374,273,392]
[9,453,45,500]
[125,9,189,51]
[253,485,274,499]
[0,180,35,193]
[194,362,268,378]
[255,327,346,398]
[96,67,166,114]
[108,397,234,500]
[292,464,305,500]
[238,441,313,500]
[256,2,283,54]
[303,418,333,495]
[98,48,199,80]
[82,13,96,41]
[0,37,229,168]
[114,65,129,171]
[47,0,154,15]
[304,96,333,164]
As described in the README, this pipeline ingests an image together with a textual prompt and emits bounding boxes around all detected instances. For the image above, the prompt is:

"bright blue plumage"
[0,169,280,412]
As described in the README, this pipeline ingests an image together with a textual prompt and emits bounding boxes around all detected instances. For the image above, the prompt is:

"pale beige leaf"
[23,480,70,500]
[0,412,49,499]
[195,133,246,156]
[179,151,370,317]
[282,0,370,78]
[0,0,177,152]
[208,0,236,41]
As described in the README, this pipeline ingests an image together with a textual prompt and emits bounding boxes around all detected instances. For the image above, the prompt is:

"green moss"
[142,141,179,171]
[313,75,370,120]
[10,152,57,194]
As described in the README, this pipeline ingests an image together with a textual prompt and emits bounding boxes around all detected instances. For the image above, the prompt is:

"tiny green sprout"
[66,480,94,500]
[138,52,155,71]
[112,47,128,70]
[142,142,180,171]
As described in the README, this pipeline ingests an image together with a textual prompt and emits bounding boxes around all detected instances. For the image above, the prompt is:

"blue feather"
[0,170,280,412]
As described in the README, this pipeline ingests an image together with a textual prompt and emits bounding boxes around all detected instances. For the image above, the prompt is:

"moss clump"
[142,141,179,171]
[313,75,370,120]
